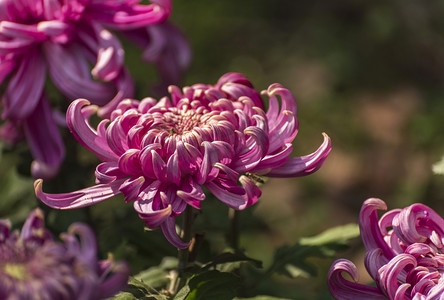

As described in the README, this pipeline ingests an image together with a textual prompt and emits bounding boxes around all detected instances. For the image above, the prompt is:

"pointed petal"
[205,179,247,210]
[266,133,331,177]
[66,99,118,161]
[2,47,45,120]
[160,216,189,249]
[328,259,386,300]
[24,95,65,179]
[34,178,124,209]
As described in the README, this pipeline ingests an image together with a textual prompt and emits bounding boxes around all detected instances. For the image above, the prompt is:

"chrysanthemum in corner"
[0,208,129,299]
[35,73,332,248]
[0,0,190,179]
[328,198,444,299]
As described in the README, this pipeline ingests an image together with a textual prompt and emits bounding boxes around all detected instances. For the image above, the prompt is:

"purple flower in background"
[328,198,444,299]
[0,0,190,179]
[0,208,129,299]
[35,73,331,248]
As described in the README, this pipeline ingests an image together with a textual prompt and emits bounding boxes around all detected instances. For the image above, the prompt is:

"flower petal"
[34,178,125,209]
[266,133,331,177]
[328,259,386,299]
[160,216,189,249]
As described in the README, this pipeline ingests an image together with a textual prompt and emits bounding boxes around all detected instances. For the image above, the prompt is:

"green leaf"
[179,270,241,300]
[134,257,178,289]
[270,224,360,278]
[111,292,138,300]
[202,251,263,271]
[299,223,360,246]
[433,156,444,175]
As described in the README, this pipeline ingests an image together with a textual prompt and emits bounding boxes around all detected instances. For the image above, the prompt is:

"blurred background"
[2,0,444,299]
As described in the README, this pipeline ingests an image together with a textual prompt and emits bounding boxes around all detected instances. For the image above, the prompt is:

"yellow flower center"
[3,263,29,280]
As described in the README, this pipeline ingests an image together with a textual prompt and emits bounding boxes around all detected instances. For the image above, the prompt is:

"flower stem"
[229,208,240,251]
[172,206,194,294]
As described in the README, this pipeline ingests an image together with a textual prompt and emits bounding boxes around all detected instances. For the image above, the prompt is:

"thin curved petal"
[160,216,189,249]
[205,179,248,210]
[2,46,45,120]
[66,99,118,161]
[34,178,125,209]
[24,94,65,179]
[328,259,386,300]
[266,133,331,177]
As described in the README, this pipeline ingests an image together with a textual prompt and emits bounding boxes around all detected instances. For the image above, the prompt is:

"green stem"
[172,206,194,294]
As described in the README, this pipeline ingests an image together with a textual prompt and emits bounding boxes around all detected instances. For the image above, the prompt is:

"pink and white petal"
[177,177,205,209]
[34,178,125,209]
[251,143,293,174]
[95,161,125,184]
[67,99,118,161]
[88,25,124,82]
[160,216,189,249]
[134,200,172,229]
[119,176,145,203]
[2,47,45,120]
[266,133,331,177]
[328,259,386,300]
[379,254,416,298]
[359,198,395,258]
[239,175,262,207]
[205,179,247,210]
[24,95,65,179]
[87,0,171,30]
[0,21,45,40]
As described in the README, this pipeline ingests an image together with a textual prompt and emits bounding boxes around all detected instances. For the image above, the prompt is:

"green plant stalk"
[172,206,194,294]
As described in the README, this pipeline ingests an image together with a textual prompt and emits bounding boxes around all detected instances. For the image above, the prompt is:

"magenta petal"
[160,217,189,249]
[34,178,124,209]
[66,223,98,265]
[24,94,65,179]
[20,208,52,243]
[2,47,45,120]
[97,259,130,299]
[359,198,396,258]
[43,42,117,103]
[66,99,118,161]
[266,133,331,177]
[134,200,172,229]
[0,56,15,84]
[177,177,205,209]
[205,179,247,210]
[328,259,386,299]
[119,176,145,203]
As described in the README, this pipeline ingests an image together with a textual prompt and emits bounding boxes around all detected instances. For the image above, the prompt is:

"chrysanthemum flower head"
[35,73,331,248]
[0,0,189,179]
[0,208,129,299]
[328,198,444,299]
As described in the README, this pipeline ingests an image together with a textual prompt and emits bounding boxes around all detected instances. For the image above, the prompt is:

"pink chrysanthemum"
[0,0,189,179]
[35,73,332,248]
[328,198,444,299]
[0,208,129,299]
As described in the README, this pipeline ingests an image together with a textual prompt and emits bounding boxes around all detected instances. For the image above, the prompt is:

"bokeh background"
[2,0,444,299]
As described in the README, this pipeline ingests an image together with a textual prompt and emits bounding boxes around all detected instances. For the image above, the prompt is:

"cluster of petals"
[328,198,444,299]
[0,0,190,179]
[0,208,129,300]
[35,73,332,248]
